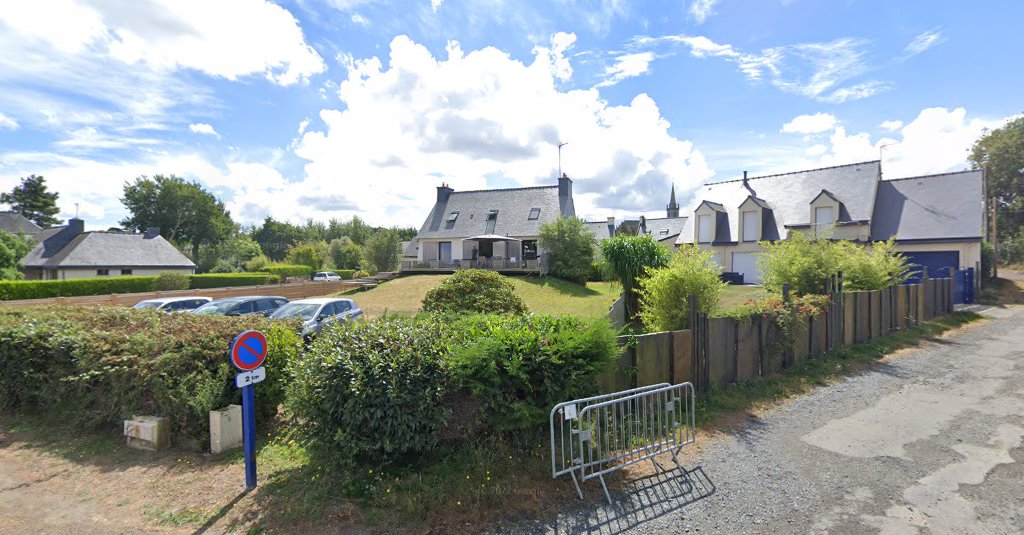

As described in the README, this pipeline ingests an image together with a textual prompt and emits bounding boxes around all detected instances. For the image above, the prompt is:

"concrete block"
[210,404,243,454]
[124,415,170,451]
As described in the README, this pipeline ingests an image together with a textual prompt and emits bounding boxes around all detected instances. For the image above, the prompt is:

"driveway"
[499,305,1024,534]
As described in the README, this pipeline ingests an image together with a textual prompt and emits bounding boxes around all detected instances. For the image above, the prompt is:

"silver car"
[269,298,363,338]
[133,296,212,312]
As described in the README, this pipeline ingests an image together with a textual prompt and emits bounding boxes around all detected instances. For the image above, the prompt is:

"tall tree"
[120,175,233,259]
[252,216,305,261]
[0,229,33,280]
[538,216,596,285]
[362,228,401,273]
[1,175,61,228]
[970,117,1024,214]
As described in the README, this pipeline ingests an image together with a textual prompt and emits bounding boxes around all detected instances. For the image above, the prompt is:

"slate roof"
[23,231,196,269]
[416,185,573,239]
[677,161,880,245]
[0,211,42,236]
[640,216,689,240]
[584,220,615,241]
[871,170,984,242]
[401,240,418,257]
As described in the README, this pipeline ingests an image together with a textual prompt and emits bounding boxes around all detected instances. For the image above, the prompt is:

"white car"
[269,298,363,338]
[133,296,212,313]
[312,271,343,282]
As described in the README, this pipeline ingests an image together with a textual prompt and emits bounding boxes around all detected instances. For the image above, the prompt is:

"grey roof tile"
[23,231,196,268]
[0,211,42,236]
[871,170,984,241]
[584,221,615,241]
[415,185,573,240]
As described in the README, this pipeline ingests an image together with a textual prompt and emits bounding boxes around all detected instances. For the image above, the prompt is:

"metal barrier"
[550,382,696,503]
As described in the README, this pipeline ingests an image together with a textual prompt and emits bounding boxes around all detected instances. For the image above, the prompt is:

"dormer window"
[814,206,835,238]
[528,208,541,220]
[446,211,459,223]
[659,228,669,236]
[741,211,758,242]
[485,210,498,234]
[697,214,713,243]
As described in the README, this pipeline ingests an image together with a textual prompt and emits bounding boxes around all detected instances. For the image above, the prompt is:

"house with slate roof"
[672,160,985,284]
[21,218,196,280]
[402,174,576,272]
[0,211,44,237]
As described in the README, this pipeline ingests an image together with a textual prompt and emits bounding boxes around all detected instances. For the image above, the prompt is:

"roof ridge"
[450,185,558,195]
[704,160,881,185]
[883,168,979,182]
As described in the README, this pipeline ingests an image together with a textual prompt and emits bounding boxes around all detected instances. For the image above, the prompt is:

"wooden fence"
[0,280,364,308]
[597,276,955,393]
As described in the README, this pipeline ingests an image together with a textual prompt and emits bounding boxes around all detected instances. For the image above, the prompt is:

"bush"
[0,307,301,443]
[244,254,271,272]
[362,229,401,273]
[155,271,190,291]
[352,270,370,279]
[449,315,619,431]
[600,235,671,318]
[189,272,279,289]
[538,216,596,285]
[637,245,725,332]
[287,315,453,467]
[836,239,910,291]
[759,234,910,296]
[981,241,995,278]
[329,238,363,270]
[333,269,356,280]
[265,264,313,278]
[286,240,329,271]
[421,270,528,315]
[0,276,158,301]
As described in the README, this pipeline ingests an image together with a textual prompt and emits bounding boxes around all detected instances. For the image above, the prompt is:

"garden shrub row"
[0,272,282,300]
[0,307,300,444]
[264,264,313,277]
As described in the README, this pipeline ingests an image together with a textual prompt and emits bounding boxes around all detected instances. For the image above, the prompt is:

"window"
[446,211,459,222]
[522,240,538,260]
[528,208,541,220]
[697,214,713,243]
[232,301,255,315]
[659,228,669,236]
[96,269,110,276]
[485,210,498,234]
[742,211,758,242]
[814,206,835,237]
[334,301,352,313]
[121,269,133,276]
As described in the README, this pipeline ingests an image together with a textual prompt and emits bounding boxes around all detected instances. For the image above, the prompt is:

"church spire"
[666,183,680,218]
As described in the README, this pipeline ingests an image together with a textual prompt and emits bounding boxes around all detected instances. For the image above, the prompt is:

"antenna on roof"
[879,143,895,179]
[557,141,569,178]
[74,203,79,219]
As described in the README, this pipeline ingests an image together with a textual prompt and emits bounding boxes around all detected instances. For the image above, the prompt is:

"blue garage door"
[902,251,959,283]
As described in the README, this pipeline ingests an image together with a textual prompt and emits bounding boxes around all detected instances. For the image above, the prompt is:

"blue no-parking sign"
[229,330,267,490]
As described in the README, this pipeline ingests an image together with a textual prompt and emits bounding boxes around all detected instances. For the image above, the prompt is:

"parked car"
[312,271,343,282]
[192,296,288,317]
[269,298,363,338]
[132,296,212,313]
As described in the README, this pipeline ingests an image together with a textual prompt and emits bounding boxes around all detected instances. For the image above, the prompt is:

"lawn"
[342,274,622,319]
[718,284,767,313]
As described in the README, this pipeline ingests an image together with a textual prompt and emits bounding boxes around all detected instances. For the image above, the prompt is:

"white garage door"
[732,252,761,284]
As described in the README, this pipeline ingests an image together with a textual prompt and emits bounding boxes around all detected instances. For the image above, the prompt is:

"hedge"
[334,269,356,280]
[0,276,159,301]
[265,264,313,277]
[0,307,301,444]
[188,272,279,289]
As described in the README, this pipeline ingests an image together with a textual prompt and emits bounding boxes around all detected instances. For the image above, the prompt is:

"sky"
[0,0,1021,230]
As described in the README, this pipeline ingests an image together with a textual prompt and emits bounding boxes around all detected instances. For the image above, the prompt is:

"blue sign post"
[230,330,268,491]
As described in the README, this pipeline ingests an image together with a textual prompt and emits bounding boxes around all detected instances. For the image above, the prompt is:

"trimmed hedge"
[265,264,313,277]
[334,269,356,280]
[421,269,528,315]
[0,276,159,301]
[189,272,279,289]
[0,307,301,444]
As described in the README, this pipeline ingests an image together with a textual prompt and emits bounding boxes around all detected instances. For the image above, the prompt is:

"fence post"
[781,284,790,303]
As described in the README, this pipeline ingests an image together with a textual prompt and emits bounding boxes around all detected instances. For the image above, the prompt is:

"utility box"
[209,404,243,454]
[124,415,170,451]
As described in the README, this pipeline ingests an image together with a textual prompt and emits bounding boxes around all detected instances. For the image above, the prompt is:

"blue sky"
[0,0,1020,229]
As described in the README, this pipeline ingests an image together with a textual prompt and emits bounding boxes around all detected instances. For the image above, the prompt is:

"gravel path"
[496,305,1024,535]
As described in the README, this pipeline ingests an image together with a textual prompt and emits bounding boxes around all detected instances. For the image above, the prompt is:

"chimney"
[742,171,748,185]
[606,216,616,237]
[558,173,572,198]
[436,183,454,203]
[144,227,160,239]
[68,218,84,236]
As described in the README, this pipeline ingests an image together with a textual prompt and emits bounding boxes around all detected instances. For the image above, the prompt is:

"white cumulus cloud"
[879,120,903,131]
[598,52,655,87]
[689,0,719,24]
[781,112,837,134]
[0,112,18,130]
[189,123,220,137]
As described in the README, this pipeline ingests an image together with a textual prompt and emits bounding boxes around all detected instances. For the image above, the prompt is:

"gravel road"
[496,305,1024,535]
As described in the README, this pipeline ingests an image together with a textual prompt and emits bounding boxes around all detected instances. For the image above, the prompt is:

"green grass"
[717,284,766,313]
[341,274,621,320]
[695,311,982,427]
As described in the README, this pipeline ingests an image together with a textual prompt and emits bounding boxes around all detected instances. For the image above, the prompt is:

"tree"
[637,246,725,332]
[362,229,401,273]
[970,117,1024,213]
[286,240,329,271]
[0,229,33,280]
[1,175,61,228]
[600,234,671,320]
[329,237,363,270]
[340,215,373,246]
[194,234,263,273]
[120,175,233,259]
[538,216,596,285]
[252,217,305,261]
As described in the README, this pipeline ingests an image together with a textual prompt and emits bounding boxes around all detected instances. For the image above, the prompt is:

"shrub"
[209,260,240,273]
[449,315,619,431]
[538,216,596,285]
[265,264,313,278]
[758,232,841,296]
[155,271,190,291]
[244,254,271,272]
[0,307,301,443]
[837,239,910,291]
[287,315,453,466]
[188,272,279,289]
[329,237,363,270]
[600,234,671,319]
[362,229,401,273]
[637,245,725,332]
[981,241,995,278]
[0,276,158,301]
[0,229,33,280]
[352,270,370,279]
[421,270,528,315]
[333,269,356,280]
[286,240,329,271]
[724,294,830,370]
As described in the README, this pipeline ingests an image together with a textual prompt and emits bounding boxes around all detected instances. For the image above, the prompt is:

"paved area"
[500,306,1024,534]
